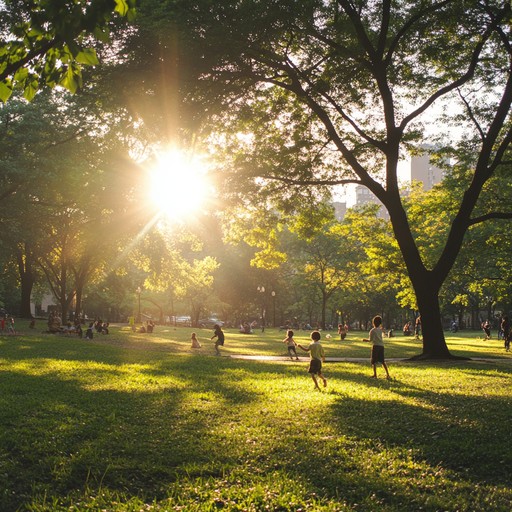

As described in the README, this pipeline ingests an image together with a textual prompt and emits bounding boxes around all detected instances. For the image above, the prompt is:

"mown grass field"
[0,324,511,511]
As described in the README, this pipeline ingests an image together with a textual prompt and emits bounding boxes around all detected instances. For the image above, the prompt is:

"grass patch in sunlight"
[0,326,511,510]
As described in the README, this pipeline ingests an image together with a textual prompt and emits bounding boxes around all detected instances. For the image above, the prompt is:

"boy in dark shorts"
[211,324,225,356]
[298,331,327,390]
[363,315,391,379]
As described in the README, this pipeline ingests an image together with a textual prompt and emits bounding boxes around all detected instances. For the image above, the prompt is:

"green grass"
[0,325,511,511]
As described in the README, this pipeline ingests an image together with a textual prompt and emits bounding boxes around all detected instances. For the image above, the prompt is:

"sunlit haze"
[148,148,212,223]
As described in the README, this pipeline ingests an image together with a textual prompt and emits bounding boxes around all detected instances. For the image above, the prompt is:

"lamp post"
[271,291,276,328]
[257,286,265,332]
[136,286,141,323]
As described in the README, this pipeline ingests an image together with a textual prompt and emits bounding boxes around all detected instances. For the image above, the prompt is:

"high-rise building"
[332,201,347,221]
[410,150,444,191]
[354,185,389,219]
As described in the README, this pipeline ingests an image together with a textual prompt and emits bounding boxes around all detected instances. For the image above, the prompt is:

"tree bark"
[408,276,467,360]
[16,246,35,318]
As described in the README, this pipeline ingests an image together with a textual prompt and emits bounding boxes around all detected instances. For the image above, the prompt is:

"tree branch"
[468,211,512,226]
[400,6,509,130]
[457,88,485,140]
[0,39,56,82]
[261,174,362,187]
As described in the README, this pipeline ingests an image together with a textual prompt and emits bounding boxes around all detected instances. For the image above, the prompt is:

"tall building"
[410,151,444,191]
[354,185,389,219]
[332,201,347,221]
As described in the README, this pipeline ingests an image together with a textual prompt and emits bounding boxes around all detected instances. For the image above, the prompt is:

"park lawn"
[0,326,511,511]
[137,324,510,360]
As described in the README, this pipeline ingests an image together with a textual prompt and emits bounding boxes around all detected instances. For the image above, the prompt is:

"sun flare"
[148,148,211,222]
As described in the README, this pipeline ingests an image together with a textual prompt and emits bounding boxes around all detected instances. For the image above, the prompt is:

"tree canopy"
[0,0,136,101]
[2,1,512,355]
[133,0,512,358]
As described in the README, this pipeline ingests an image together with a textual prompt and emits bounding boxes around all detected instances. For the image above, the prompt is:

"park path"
[229,355,375,362]
[228,354,511,364]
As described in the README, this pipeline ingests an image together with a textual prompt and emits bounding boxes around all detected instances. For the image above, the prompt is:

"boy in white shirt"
[363,315,391,380]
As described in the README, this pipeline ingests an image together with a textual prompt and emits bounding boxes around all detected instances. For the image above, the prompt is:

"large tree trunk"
[385,198,456,359]
[415,287,451,359]
[409,276,464,360]
[74,287,83,321]
[16,247,35,318]
[321,290,327,330]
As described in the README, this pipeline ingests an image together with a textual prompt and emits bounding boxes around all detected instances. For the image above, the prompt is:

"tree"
[0,0,136,102]
[149,0,512,358]
[287,207,360,329]
[0,88,140,319]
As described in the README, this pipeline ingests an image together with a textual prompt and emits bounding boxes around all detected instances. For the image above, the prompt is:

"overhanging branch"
[468,211,512,225]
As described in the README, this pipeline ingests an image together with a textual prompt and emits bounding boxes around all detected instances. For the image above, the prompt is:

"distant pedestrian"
[501,316,510,351]
[363,315,391,380]
[482,319,491,340]
[338,323,346,340]
[7,317,15,334]
[211,324,225,355]
[282,330,299,360]
[414,316,422,339]
[128,315,135,332]
[191,332,201,348]
[298,331,327,390]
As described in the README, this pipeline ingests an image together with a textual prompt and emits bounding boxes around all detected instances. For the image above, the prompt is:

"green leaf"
[0,80,13,102]
[14,67,29,82]
[75,48,99,66]
[23,80,38,102]
[114,0,129,16]
[59,67,79,94]
[114,0,137,21]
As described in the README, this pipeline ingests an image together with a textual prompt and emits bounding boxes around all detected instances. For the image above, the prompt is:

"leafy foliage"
[0,0,136,101]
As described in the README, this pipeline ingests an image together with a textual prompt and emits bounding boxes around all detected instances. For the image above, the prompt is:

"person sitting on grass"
[85,322,94,340]
[363,315,391,380]
[298,331,327,391]
[191,332,201,348]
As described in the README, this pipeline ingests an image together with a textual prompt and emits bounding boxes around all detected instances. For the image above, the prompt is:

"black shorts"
[371,345,385,364]
[308,358,322,374]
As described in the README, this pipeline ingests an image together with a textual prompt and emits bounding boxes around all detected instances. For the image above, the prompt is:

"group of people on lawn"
[190,315,391,390]
[46,312,109,338]
[482,316,511,351]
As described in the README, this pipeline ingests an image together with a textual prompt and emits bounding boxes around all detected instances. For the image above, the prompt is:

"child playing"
[283,330,299,360]
[191,332,201,348]
[211,324,225,355]
[363,315,391,379]
[298,331,327,390]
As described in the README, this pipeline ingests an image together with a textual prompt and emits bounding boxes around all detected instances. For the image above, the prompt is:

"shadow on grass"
[326,364,512,485]
[1,335,512,510]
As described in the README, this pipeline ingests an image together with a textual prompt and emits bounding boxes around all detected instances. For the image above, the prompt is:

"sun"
[148,148,211,222]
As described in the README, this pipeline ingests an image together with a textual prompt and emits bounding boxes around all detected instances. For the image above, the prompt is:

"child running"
[211,324,225,356]
[283,330,299,360]
[298,331,327,390]
[363,315,391,380]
